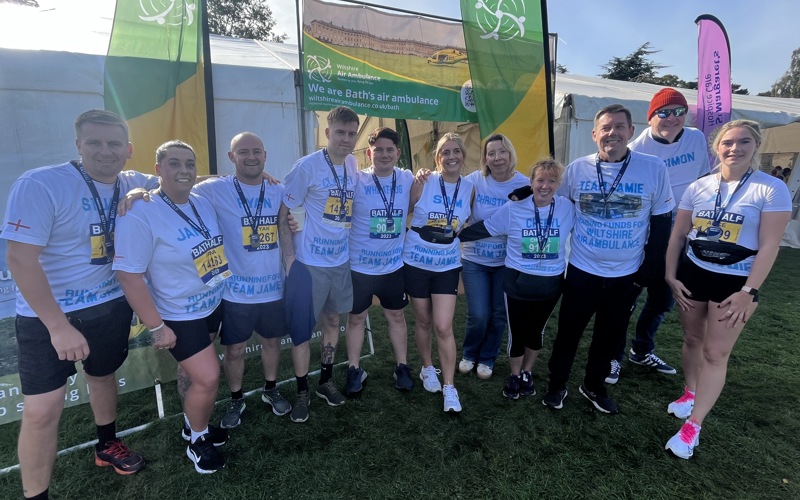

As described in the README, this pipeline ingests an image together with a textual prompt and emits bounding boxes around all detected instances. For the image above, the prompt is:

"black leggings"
[505,294,561,357]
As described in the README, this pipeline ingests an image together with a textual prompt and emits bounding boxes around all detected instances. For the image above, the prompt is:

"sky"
[2,0,796,94]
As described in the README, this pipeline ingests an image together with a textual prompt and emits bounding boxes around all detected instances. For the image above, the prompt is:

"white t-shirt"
[349,166,414,274]
[558,151,675,277]
[193,176,284,304]
[462,170,530,266]
[1,162,158,316]
[282,149,358,267]
[681,170,792,276]
[402,172,474,272]
[113,192,226,320]
[629,127,711,209]
[483,195,576,276]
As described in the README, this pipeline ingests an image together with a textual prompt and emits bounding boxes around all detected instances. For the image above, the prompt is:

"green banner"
[460,0,553,171]
[104,0,215,174]
[302,0,477,122]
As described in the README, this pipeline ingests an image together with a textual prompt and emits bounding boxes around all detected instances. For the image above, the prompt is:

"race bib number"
[693,211,744,243]
[192,236,232,287]
[240,216,278,251]
[521,229,559,260]
[322,189,354,228]
[89,223,113,265]
[425,212,459,230]
[369,208,403,239]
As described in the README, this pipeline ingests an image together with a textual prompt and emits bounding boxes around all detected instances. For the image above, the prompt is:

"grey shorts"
[308,261,353,318]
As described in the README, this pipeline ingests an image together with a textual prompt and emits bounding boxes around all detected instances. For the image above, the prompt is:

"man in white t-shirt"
[1,110,155,499]
[192,132,295,429]
[278,106,359,423]
[606,88,711,384]
[542,104,675,415]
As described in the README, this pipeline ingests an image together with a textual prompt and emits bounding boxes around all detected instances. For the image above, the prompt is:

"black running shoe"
[182,422,228,447]
[95,439,145,475]
[579,384,619,414]
[186,434,225,474]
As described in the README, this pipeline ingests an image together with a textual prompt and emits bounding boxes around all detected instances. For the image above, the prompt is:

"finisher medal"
[250,232,261,249]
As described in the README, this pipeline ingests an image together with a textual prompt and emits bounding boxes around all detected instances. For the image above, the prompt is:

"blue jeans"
[615,277,675,361]
[460,260,507,368]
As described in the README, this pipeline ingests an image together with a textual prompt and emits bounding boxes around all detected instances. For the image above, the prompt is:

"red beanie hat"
[648,88,688,120]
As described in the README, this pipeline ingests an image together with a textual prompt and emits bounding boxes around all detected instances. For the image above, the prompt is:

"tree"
[556,63,568,74]
[207,0,287,42]
[767,47,800,98]
[599,42,667,83]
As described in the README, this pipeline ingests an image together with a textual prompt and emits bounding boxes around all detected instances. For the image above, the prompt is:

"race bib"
[240,215,278,251]
[369,208,403,239]
[425,212,460,230]
[322,189,354,228]
[192,235,232,287]
[521,228,559,260]
[693,211,744,244]
[89,223,113,265]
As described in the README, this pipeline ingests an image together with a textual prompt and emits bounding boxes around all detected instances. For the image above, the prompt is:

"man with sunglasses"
[606,88,711,385]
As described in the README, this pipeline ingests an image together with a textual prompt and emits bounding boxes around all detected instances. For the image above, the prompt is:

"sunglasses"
[656,107,687,118]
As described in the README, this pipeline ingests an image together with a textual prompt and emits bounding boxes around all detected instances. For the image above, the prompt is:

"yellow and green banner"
[460,0,553,172]
[302,0,478,122]
[104,0,215,174]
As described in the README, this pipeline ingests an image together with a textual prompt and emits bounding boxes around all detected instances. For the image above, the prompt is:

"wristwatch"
[741,286,759,296]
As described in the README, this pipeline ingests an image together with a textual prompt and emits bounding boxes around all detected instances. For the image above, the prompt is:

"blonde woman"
[664,120,791,459]
[403,133,475,412]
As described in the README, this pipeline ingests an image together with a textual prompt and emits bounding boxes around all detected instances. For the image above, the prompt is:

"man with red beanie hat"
[606,88,711,385]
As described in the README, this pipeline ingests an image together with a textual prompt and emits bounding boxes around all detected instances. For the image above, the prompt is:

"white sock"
[190,426,209,444]
[184,413,191,428]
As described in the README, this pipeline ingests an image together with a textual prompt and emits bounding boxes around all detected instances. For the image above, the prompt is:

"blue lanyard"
[438,175,461,226]
[72,161,120,262]
[712,169,752,227]
[233,177,265,228]
[322,148,348,213]
[371,170,396,229]
[158,191,211,239]
[595,152,631,203]
[534,198,555,253]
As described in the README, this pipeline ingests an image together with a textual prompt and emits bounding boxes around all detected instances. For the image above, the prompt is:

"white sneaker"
[443,384,462,413]
[476,363,493,380]
[668,388,695,419]
[665,420,701,459]
[458,359,475,375]
[419,366,442,393]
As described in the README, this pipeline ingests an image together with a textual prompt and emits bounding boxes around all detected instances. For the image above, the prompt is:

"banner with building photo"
[302,0,478,122]
[460,0,553,171]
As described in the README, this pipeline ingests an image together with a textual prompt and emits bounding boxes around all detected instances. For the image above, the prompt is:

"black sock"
[264,379,276,390]
[231,390,243,400]
[296,374,308,393]
[96,421,116,450]
[25,488,49,500]
[319,363,333,384]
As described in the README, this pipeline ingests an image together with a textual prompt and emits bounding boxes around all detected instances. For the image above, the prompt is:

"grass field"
[1,248,799,499]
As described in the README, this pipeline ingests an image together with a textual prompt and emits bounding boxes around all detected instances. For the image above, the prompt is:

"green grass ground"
[1,248,799,499]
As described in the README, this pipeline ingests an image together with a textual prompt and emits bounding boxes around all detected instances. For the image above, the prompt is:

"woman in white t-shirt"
[403,132,474,413]
[460,158,575,400]
[458,134,530,381]
[663,120,792,459]
[115,141,228,474]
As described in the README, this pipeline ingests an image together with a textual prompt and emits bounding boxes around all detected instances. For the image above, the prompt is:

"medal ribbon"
[72,161,120,261]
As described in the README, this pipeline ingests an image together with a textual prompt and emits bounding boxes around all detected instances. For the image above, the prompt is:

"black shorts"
[164,306,223,362]
[220,299,288,345]
[16,297,132,396]
[351,268,409,314]
[677,255,758,303]
[403,264,461,298]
